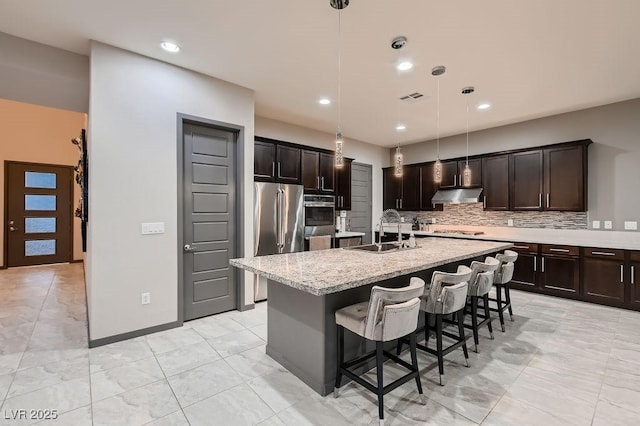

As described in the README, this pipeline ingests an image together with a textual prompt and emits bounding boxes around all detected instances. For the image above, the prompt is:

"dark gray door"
[350,163,372,244]
[183,123,237,320]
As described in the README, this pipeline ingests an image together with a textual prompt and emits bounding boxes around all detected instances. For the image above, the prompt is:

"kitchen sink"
[345,242,416,253]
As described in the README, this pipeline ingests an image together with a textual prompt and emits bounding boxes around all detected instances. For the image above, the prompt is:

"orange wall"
[0,98,87,266]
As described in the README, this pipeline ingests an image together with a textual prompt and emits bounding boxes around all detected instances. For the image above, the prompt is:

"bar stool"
[464,257,500,352]
[334,277,426,425]
[489,250,518,332]
[399,266,472,386]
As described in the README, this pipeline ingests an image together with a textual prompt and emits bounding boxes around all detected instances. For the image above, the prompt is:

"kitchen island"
[230,237,512,395]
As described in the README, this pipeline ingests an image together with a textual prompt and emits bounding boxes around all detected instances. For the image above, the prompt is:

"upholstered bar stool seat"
[489,250,518,332]
[398,266,472,386]
[334,277,426,425]
[464,257,500,352]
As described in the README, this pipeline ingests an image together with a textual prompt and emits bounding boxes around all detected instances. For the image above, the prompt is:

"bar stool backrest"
[494,250,518,285]
[469,256,500,296]
[424,266,472,315]
[364,277,425,341]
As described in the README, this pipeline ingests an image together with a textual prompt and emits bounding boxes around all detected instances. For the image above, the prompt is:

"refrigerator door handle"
[279,188,286,249]
[275,190,282,248]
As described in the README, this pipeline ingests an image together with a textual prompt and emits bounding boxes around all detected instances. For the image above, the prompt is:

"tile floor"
[1,263,640,425]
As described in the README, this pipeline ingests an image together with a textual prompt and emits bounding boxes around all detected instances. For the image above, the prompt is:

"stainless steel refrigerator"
[253,182,304,300]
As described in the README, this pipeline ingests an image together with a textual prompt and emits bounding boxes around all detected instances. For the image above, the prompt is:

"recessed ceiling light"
[477,103,491,110]
[160,41,180,53]
[395,124,407,131]
[318,98,331,105]
[396,61,413,71]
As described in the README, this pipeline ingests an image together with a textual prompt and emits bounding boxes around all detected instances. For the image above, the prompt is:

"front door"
[183,123,237,321]
[5,162,73,267]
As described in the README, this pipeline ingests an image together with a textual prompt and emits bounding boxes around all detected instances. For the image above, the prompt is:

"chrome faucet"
[377,209,403,246]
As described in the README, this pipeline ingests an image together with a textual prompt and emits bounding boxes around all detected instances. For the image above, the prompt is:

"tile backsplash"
[399,203,588,230]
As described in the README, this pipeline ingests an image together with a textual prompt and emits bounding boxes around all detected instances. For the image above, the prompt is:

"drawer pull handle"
[513,245,529,249]
[549,248,570,253]
[591,251,615,256]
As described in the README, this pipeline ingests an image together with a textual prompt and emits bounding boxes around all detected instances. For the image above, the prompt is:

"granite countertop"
[230,238,511,296]
[383,225,640,251]
[335,231,366,238]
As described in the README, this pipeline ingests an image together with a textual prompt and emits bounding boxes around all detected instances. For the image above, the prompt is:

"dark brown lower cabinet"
[582,248,626,305]
[511,243,539,290]
[539,255,580,297]
[628,251,640,308]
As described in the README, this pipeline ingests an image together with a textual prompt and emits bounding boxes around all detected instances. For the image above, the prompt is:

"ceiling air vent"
[400,92,425,103]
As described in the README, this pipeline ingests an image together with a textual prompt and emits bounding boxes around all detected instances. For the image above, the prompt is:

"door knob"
[183,244,197,253]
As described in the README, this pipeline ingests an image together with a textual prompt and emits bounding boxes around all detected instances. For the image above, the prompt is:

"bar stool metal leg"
[505,285,514,320]
[471,297,479,352]
[436,315,444,386]
[334,325,344,398]
[496,286,506,332]
[484,294,494,339]
[457,311,470,367]
[409,332,427,405]
[375,342,384,424]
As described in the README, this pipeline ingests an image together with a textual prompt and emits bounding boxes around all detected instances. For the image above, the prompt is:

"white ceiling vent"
[400,92,426,103]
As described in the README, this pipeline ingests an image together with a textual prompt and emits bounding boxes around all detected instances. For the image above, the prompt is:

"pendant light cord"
[466,94,469,166]
[436,78,440,160]
[337,10,342,134]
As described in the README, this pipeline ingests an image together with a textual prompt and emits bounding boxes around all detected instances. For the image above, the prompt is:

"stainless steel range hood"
[431,188,483,204]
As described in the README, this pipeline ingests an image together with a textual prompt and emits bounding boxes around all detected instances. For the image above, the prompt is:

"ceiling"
[1,1,639,147]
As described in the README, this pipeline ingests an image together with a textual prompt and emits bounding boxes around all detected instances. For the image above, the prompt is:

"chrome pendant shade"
[462,86,475,187]
[335,132,344,167]
[432,66,445,184]
[394,145,403,177]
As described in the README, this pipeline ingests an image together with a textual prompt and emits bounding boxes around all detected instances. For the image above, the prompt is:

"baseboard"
[70,259,84,264]
[238,302,255,312]
[89,320,182,348]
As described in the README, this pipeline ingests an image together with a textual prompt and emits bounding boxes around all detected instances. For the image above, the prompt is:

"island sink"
[344,242,402,253]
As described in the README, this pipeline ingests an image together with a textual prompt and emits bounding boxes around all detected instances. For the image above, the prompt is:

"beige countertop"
[230,238,511,296]
[385,225,640,251]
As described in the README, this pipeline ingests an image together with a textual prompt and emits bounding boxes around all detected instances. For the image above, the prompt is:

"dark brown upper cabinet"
[302,149,335,194]
[510,150,544,210]
[335,158,352,210]
[254,137,301,184]
[544,145,587,211]
[420,162,438,211]
[401,164,421,210]
[383,167,402,210]
[438,161,459,189]
[482,154,509,210]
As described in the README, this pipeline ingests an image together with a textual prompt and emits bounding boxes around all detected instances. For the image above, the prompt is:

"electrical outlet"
[141,292,150,305]
[507,219,514,227]
[141,222,165,235]
[604,220,613,230]
[624,221,638,231]
[592,220,600,229]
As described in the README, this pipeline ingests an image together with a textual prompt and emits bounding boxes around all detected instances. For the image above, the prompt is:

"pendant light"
[394,144,403,177]
[461,86,475,187]
[432,66,446,183]
[331,0,348,168]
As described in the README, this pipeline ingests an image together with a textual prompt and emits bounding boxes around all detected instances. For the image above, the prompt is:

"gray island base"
[230,238,512,396]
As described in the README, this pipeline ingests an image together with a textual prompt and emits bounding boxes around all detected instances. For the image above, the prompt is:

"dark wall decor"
[71,129,88,252]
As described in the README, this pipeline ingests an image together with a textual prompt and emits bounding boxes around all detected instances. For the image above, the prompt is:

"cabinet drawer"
[541,244,579,257]
[630,251,640,262]
[511,243,538,253]
[583,247,625,261]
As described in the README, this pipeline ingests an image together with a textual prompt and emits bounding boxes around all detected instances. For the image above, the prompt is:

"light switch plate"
[604,220,613,230]
[141,292,150,305]
[624,221,638,231]
[592,220,600,229]
[141,222,165,235]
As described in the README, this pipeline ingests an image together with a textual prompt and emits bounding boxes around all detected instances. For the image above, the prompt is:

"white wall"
[255,116,390,234]
[88,42,254,341]
[0,32,89,113]
[396,99,640,230]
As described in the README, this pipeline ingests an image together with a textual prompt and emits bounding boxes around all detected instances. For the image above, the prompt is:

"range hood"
[431,188,483,204]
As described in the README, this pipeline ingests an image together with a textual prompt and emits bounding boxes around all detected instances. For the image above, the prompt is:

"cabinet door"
[420,163,438,210]
[511,150,543,210]
[301,150,320,192]
[254,140,276,181]
[438,161,458,188]
[511,252,538,289]
[482,155,509,210]
[539,255,580,296]
[629,251,640,308]
[319,152,335,193]
[400,165,421,210]
[275,145,301,183]
[383,168,402,210]
[335,159,352,210]
[544,145,586,211]
[456,159,482,187]
[583,250,625,304]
